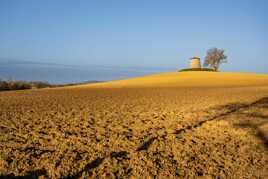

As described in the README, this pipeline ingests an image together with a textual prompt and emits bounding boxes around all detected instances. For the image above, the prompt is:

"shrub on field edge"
[179,68,216,72]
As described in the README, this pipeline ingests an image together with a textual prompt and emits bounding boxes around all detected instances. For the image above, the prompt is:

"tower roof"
[190,56,200,60]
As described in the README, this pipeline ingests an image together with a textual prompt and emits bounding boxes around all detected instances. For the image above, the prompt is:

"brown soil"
[0,85,268,178]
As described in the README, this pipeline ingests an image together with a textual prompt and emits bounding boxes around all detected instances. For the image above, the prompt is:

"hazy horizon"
[0,59,174,84]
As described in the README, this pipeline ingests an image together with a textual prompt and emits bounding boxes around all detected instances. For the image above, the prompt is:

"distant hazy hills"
[0,59,173,84]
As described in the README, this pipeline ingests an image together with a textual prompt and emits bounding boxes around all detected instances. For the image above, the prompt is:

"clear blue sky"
[0,0,268,72]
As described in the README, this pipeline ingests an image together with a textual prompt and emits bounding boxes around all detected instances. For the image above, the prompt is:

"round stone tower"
[189,57,201,69]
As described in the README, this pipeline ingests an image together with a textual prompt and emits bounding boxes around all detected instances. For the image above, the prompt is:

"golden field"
[78,71,268,88]
[1,71,268,178]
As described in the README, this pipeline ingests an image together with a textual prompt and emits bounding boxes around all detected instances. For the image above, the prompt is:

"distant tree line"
[0,80,52,91]
[0,80,101,91]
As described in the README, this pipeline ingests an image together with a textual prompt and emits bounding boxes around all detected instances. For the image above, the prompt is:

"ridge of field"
[76,71,268,88]
[1,71,268,178]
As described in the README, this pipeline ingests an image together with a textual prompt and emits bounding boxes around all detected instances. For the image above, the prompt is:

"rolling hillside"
[79,71,268,88]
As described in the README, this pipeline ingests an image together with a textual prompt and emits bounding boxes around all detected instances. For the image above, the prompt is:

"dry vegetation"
[0,72,268,178]
[0,80,101,92]
[0,80,52,91]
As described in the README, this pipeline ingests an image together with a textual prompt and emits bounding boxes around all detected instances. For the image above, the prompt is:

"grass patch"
[179,68,216,72]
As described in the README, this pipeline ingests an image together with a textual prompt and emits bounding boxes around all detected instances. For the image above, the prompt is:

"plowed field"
[1,72,268,178]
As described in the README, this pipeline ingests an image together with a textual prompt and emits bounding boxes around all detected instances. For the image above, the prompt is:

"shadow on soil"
[235,121,268,148]
[0,169,48,179]
[229,97,268,149]
[136,137,157,151]
[66,157,105,179]
[172,97,268,150]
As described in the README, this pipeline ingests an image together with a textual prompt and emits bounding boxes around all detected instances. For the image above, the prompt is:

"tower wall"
[189,58,201,68]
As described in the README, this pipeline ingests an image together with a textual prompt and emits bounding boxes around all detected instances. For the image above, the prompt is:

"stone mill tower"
[189,57,201,69]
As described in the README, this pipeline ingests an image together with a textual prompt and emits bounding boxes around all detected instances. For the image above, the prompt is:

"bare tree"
[203,48,227,71]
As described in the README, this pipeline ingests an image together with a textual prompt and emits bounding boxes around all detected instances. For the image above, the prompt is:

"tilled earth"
[0,86,268,178]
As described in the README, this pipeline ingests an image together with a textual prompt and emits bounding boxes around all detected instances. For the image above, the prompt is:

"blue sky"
[0,0,268,72]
